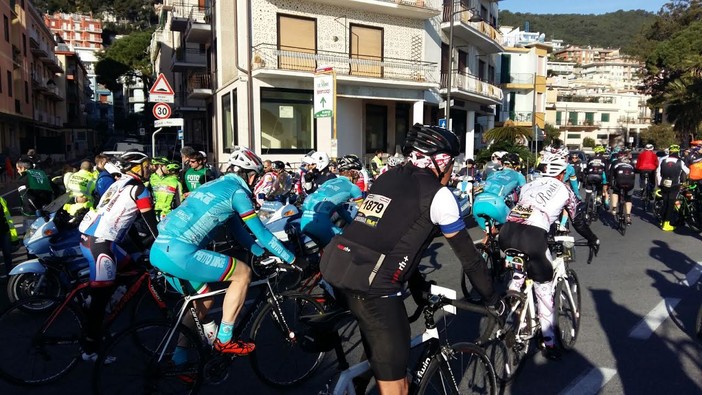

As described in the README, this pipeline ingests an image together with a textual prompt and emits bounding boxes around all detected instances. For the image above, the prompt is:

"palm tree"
[484,120,532,144]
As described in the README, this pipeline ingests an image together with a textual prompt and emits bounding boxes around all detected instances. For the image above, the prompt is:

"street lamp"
[445,0,483,124]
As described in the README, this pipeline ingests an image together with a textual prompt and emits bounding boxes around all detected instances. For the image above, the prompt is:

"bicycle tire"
[555,268,581,350]
[684,202,701,232]
[130,282,178,324]
[416,342,496,395]
[695,303,702,342]
[485,291,528,384]
[92,320,205,395]
[249,292,326,387]
[0,296,83,385]
[6,271,64,312]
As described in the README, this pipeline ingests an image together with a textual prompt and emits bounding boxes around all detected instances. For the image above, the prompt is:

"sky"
[501,0,669,15]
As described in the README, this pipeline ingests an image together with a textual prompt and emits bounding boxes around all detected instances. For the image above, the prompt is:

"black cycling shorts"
[335,290,410,381]
[498,222,554,283]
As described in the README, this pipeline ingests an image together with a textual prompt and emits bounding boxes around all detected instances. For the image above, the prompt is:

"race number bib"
[356,194,391,227]
[510,204,533,219]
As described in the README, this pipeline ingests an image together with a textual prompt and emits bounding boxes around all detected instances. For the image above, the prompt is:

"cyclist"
[94,154,116,200]
[499,155,600,360]
[300,154,363,246]
[320,124,503,395]
[182,151,217,197]
[302,151,336,194]
[689,145,702,185]
[609,151,636,224]
[253,160,286,206]
[584,146,608,207]
[656,144,690,231]
[150,147,302,357]
[472,152,526,232]
[636,144,659,194]
[482,150,505,180]
[150,158,184,221]
[78,152,159,361]
[378,155,404,177]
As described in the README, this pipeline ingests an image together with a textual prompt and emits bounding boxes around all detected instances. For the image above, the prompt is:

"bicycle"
[460,216,507,301]
[312,285,497,395]
[92,257,326,394]
[0,262,169,386]
[583,181,604,225]
[639,171,655,212]
[676,183,701,232]
[483,232,595,384]
[615,192,628,236]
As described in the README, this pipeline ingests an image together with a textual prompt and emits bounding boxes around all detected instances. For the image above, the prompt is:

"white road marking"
[560,367,617,395]
[629,261,702,340]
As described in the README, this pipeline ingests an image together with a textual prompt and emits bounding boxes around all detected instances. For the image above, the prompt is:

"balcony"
[187,72,212,100]
[251,43,437,88]
[185,6,211,44]
[31,73,48,91]
[42,54,63,73]
[303,0,440,19]
[441,3,504,54]
[45,84,64,101]
[172,47,207,72]
[12,45,22,69]
[440,72,503,105]
[167,3,195,32]
[502,73,536,89]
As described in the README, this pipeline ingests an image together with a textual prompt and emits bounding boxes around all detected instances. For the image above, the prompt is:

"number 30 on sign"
[152,102,172,120]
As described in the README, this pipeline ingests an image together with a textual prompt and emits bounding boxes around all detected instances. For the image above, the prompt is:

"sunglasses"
[189,159,199,163]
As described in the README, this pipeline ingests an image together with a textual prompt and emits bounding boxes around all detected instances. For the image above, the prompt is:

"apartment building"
[552,46,620,65]
[151,0,505,163]
[44,12,103,50]
[55,40,94,156]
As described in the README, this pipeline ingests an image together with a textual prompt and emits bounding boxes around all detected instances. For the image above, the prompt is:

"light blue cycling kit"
[564,163,581,199]
[150,174,295,294]
[300,177,363,246]
[472,168,526,230]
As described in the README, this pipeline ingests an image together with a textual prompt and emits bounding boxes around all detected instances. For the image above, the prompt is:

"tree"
[484,121,532,144]
[583,137,596,148]
[475,140,536,170]
[543,123,562,146]
[639,124,679,149]
[96,30,155,92]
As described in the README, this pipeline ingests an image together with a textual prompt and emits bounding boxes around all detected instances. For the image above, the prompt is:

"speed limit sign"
[152,102,172,120]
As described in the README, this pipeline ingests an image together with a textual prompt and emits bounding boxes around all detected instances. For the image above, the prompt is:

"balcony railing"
[304,0,439,19]
[558,95,615,104]
[188,72,212,91]
[509,111,533,123]
[252,43,437,83]
[442,2,504,47]
[441,72,503,102]
[502,73,535,85]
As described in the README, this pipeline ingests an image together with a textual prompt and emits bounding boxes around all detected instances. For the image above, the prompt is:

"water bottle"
[107,285,127,314]
[202,321,218,346]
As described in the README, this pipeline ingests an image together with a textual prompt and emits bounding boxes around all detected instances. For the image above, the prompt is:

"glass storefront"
[260,88,315,153]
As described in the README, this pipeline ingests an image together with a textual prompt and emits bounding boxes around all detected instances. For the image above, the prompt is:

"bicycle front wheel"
[93,320,204,395]
[0,296,83,385]
[555,268,581,350]
[417,342,496,395]
[695,303,702,342]
[249,292,325,387]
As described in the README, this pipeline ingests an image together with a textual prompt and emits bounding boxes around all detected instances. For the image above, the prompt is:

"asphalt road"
[0,187,700,394]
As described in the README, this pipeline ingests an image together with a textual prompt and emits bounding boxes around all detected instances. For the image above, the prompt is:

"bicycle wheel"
[695,303,702,342]
[417,342,496,395]
[484,291,528,384]
[0,296,83,385]
[461,243,500,300]
[93,320,204,395]
[555,268,581,350]
[684,202,701,232]
[249,292,325,387]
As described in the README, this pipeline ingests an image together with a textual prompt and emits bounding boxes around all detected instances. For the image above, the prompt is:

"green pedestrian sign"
[314,68,335,118]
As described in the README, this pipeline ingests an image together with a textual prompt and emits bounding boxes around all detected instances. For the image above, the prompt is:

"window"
[365,104,387,152]
[601,113,610,122]
[260,88,315,153]
[585,112,594,125]
[567,133,580,139]
[3,15,8,42]
[350,24,383,77]
[24,80,28,103]
[22,33,26,55]
[221,91,236,152]
[597,134,608,140]
[568,111,578,125]
[556,111,562,125]
[277,14,316,71]
[6,71,12,97]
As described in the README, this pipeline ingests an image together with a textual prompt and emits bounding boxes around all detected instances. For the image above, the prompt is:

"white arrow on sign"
[154,118,184,127]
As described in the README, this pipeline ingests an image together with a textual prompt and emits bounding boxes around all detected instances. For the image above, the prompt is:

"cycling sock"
[216,321,234,343]
[173,346,188,365]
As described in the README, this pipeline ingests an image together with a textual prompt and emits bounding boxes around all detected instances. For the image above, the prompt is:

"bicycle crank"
[203,354,233,385]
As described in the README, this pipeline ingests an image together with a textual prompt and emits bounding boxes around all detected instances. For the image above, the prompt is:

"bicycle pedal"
[203,354,232,385]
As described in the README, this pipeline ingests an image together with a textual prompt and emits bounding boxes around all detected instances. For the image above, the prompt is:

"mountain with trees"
[499,10,657,53]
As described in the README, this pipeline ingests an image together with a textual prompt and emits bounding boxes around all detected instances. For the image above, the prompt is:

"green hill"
[499,10,657,53]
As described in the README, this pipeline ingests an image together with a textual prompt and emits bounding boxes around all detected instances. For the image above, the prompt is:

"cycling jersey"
[482,160,502,180]
[95,169,115,199]
[320,164,464,296]
[300,177,362,246]
[253,172,278,206]
[303,169,336,194]
[585,156,608,185]
[505,177,579,232]
[636,150,659,172]
[657,156,689,188]
[611,162,635,191]
[564,164,581,198]
[472,168,526,230]
[150,173,183,219]
[79,174,153,242]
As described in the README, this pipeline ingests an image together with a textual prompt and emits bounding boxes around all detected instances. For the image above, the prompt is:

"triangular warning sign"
[149,73,174,95]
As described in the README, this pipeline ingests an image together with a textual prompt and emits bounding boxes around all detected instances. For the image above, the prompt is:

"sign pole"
[152,128,163,158]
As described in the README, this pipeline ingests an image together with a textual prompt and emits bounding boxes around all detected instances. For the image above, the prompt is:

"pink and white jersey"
[79,174,153,241]
[506,177,579,232]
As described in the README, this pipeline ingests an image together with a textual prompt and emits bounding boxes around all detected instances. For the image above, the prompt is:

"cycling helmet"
[310,151,331,170]
[227,146,264,174]
[593,145,606,154]
[387,155,404,167]
[645,144,654,150]
[669,144,680,153]
[540,155,568,177]
[271,160,285,171]
[337,154,363,171]
[165,161,181,172]
[502,153,520,167]
[119,152,149,171]
[491,151,508,161]
[151,156,168,166]
[402,123,460,157]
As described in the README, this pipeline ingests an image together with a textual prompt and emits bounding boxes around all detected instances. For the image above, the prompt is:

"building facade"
[43,12,103,50]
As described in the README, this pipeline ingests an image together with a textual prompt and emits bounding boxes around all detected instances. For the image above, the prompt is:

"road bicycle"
[482,233,594,384]
[653,184,701,231]
[312,285,497,395]
[92,257,325,394]
[583,181,603,225]
[0,262,169,386]
[639,171,655,212]
[614,191,629,236]
[460,216,508,301]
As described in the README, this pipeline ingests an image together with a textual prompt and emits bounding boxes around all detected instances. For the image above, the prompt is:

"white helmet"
[541,155,568,177]
[645,144,654,150]
[103,162,122,175]
[491,151,507,161]
[387,156,404,167]
[310,151,330,169]
[227,146,263,174]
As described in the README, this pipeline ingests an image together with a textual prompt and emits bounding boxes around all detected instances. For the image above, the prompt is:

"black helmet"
[119,152,149,170]
[272,160,285,171]
[402,123,460,157]
[502,153,520,167]
[338,154,363,171]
